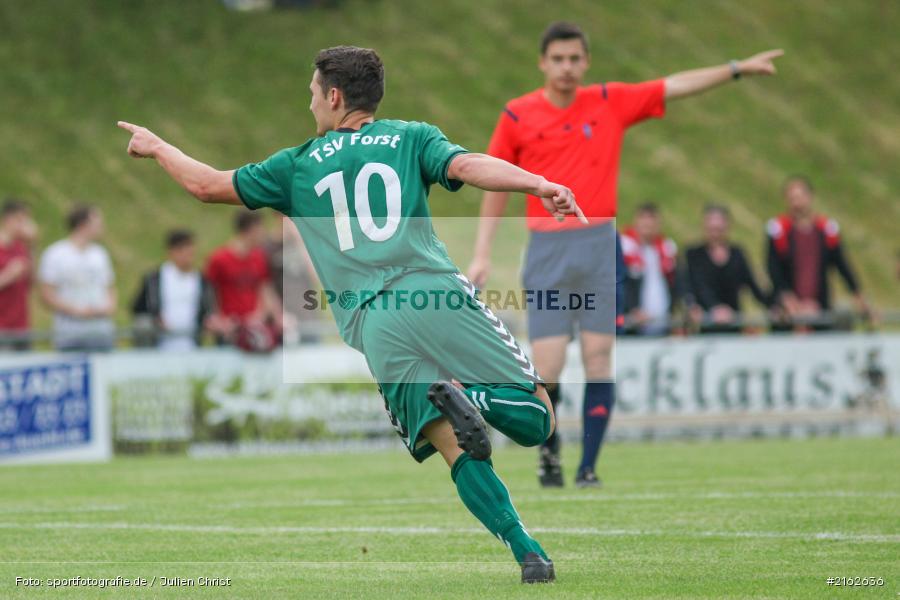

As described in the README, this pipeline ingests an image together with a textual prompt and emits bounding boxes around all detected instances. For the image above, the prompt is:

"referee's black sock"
[579,381,615,474]
[540,384,561,455]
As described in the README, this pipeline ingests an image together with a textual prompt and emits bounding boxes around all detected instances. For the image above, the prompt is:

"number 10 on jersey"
[314,162,402,251]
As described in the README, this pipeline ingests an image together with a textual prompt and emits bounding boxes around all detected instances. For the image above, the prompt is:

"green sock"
[464,384,551,447]
[451,453,548,563]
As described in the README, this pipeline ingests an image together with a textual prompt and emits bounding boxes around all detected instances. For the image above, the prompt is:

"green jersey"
[233,119,468,350]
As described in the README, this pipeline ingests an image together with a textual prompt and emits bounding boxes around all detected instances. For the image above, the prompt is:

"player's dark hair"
[67,204,96,232]
[636,202,659,216]
[703,203,731,220]
[1,198,29,220]
[314,46,385,114]
[540,21,589,55]
[783,174,814,194]
[166,229,194,249]
[235,210,262,233]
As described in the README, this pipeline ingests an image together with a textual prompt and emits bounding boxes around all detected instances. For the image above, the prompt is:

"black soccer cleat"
[521,552,556,584]
[575,468,602,489]
[427,381,492,461]
[538,447,564,488]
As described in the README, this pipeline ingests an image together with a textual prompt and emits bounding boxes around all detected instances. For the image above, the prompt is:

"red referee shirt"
[487,80,666,231]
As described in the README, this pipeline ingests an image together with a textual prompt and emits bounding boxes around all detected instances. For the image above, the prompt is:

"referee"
[468,22,782,487]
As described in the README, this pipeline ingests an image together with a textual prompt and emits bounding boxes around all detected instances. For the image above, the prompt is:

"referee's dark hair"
[314,46,385,114]
[541,21,590,55]
[166,229,194,249]
[234,210,262,233]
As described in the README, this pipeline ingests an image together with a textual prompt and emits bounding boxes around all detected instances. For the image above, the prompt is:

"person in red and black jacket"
[620,203,681,336]
[205,211,285,350]
[766,176,872,328]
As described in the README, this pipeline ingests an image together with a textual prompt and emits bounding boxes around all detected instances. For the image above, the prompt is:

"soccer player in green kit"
[118,46,587,583]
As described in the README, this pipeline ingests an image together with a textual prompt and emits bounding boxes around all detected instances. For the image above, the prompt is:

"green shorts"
[359,271,542,462]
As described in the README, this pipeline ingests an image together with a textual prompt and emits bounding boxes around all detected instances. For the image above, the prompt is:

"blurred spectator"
[0,199,38,350]
[621,203,680,336]
[264,216,288,305]
[686,205,770,332]
[766,176,872,329]
[264,215,320,344]
[206,210,283,350]
[38,205,116,351]
[132,229,218,351]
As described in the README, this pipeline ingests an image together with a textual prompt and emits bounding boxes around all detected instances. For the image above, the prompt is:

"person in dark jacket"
[686,204,770,332]
[766,176,872,328]
[132,229,217,349]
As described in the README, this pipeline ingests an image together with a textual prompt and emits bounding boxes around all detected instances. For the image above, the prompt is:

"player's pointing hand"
[537,179,589,224]
[117,121,164,158]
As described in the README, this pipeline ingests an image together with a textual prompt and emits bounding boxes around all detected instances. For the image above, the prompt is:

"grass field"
[1,437,897,599]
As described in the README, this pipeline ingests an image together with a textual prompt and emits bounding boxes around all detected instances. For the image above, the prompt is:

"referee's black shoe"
[575,467,602,488]
[427,381,492,460]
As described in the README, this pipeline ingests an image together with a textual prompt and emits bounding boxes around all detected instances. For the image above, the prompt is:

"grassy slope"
[1,0,898,329]
[0,438,897,599]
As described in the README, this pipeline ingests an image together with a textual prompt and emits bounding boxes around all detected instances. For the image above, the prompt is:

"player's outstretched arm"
[448,153,587,223]
[117,121,241,205]
[664,49,783,101]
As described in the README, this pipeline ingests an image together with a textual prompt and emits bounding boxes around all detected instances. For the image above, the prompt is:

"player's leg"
[530,335,569,428]
[379,374,552,580]
[521,229,577,487]
[576,331,615,487]
[361,297,446,463]
[361,280,551,582]
[421,416,555,583]
[427,381,492,460]
[434,273,554,448]
[574,224,623,487]
[462,381,555,447]
[370,271,551,455]
[528,335,568,486]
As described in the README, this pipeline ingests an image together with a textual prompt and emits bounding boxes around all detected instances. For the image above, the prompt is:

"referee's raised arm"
[663,49,784,101]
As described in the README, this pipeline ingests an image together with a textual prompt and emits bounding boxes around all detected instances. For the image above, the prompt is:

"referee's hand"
[537,179,588,224]
[738,49,784,76]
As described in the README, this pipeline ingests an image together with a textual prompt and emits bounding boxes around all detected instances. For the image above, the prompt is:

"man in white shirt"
[621,204,679,336]
[38,205,117,351]
[132,230,216,351]
[639,243,671,334]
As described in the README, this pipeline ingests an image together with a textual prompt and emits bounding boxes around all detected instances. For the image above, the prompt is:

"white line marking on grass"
[0,504,126,515]
[0,522,459,535]
[218,490,900,510]
[3,491,893,516]
[0,522,896,544]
